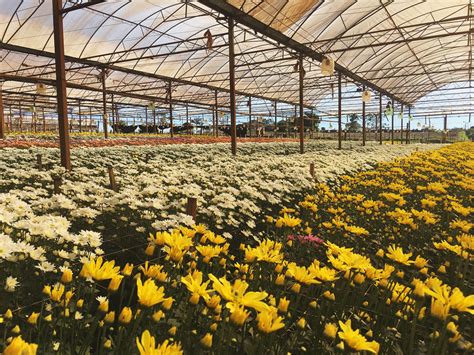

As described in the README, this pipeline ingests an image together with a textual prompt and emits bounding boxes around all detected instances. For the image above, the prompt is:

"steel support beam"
[101,69,108,139]
[299,54,304,154]
[274,101,278,138]
[198,0,410,107]
[400,104,404,144]
[52,0,71,170]
[338,72,342,150]
[443,115,448,143]
[61,0,105,14]
[42,107,46,132]
[186,104,190,135]
[407,106,411,144]
[248,96,252,138]
[391,100,395,144]
[362,85,366,146]
[169,81,174,138]
[111,93,115,133]
[214,90,218,137]
[228,18,237,155]
[0,86,4,139]
[379,94,383,145]
[78,99,82,133]
[145,107,148,133]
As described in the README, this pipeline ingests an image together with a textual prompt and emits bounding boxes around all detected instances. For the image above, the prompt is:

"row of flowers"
[0,142,472,354]
[0,132,297,149]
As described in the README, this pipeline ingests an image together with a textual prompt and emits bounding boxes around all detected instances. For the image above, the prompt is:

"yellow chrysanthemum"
[338,319,380,354]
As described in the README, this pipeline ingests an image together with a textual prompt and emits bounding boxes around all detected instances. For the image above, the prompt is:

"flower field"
[1,141,472,354]
[0,132,297,149]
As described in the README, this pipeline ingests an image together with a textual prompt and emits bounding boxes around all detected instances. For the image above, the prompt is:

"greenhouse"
[0,1,472,354]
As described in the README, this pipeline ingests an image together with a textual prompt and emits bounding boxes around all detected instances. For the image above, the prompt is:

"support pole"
[391,99,395,145]
[443,115,448,143]
[169,81,174,138]
[52,0,71,170]
[407,106,411,144]
[400,104,404,144]
[248,97,252,138]
[42,107,46,132]
[153,106,157,133]
[116,104,120,132]
[338,72,342,150]
[186,197,197,221]
[215,89,218,137]
[19,103,22,132]
[111,94,115,133]
[186,104,190,135]
[8,106,12,132]
[294,105,297,138]
[78,99,82,133]
[362,85,366,146]
[101,69,108,139]
[107,166,118,192]
[299,54,304,154]
[228,18,237,155]
[89,107,92,132]
[33,107,37,133]
[0,85,4,139]
[145,107,148,133]
[379,94,383,145]
[274,101,277,138]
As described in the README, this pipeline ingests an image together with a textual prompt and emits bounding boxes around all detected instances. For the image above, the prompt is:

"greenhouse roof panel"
[0,0,472,116]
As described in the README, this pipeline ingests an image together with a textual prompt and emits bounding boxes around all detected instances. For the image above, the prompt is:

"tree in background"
[346,113,361,132]
[366,113,377,129]
[288,112,320,130]
[466,126,474,141]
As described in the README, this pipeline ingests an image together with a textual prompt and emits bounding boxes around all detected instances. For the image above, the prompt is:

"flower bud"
[61,268,73,284]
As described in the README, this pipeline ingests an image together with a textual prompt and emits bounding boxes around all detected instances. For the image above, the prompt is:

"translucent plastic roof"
[0,0,472,116]
[228,0,472,102]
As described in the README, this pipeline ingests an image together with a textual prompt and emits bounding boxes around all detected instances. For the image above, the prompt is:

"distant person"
[134,126,141,134]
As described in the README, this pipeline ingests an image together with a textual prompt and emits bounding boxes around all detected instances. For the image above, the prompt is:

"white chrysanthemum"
[0,234,18,260]
[36,261,56,273]
[77,230,102,248]
[5,276,19,292]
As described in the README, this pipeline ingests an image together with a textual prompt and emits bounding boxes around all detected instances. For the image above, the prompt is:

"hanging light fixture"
[362,90,372,103]
[204,29,213,52]
[321,57,335,76]
[293,62,299,72]
[148,102,155,110]
[36,83,46,95]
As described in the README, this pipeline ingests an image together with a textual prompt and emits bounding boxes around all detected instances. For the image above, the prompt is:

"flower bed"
[1,141,459,354]
[0,132,297,149]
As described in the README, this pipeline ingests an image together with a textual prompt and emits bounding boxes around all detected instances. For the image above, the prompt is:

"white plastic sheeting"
[0,0,471,113]
[227,0,471,104]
